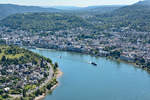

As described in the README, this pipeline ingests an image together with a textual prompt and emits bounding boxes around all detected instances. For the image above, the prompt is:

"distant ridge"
[0,4,61,19]
[135,0,150,5]
[51,5,124,11]
[51,6,82,10]
[78,5,124,13]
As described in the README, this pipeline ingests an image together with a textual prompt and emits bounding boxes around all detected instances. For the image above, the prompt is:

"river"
[31,48,150,100]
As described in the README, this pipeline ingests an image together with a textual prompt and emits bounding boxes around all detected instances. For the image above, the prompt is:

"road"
[27,63,54,94]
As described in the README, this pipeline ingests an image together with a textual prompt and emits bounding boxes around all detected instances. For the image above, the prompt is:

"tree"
[20,97,24,100]
[0,89,4,95]
[35,89,42,96]
[46,83,52,90]
[40,58,44,68]
[1,56,6,62]
[2,93,9,98]
[54,62,59,70]
[32,59,38,65]
[23,89,26,97]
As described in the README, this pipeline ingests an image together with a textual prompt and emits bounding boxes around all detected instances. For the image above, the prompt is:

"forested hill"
[136,0,150,5]
[0,4,61,19]
[0,13,94,32]
[110,0,150,17]
[1,1,150,32]
[87,0,150,31]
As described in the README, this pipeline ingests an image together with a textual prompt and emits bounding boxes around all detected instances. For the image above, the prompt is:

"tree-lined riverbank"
[34,69,63,100]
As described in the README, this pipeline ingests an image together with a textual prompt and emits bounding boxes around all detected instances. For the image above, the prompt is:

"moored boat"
[90,62,97,66]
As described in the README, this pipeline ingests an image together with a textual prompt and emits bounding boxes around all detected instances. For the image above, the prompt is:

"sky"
[0,0,140,7]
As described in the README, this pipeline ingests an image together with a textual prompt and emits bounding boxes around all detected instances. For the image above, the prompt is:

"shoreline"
[35,47,150,72]
[34,69,63,100]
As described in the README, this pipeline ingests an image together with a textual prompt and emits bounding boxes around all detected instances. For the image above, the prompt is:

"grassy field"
[0,45,24,60]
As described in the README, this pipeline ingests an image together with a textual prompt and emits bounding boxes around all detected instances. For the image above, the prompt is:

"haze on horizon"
[0,0,140,7]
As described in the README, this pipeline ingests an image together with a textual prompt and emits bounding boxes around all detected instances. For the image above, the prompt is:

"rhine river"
[31,48,150,100]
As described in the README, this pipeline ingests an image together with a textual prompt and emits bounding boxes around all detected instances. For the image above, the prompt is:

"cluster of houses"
[0,60,51,93]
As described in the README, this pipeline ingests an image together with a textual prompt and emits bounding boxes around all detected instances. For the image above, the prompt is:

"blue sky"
[0,0,140,7]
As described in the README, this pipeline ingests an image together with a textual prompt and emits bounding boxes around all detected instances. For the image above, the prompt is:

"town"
[0,26,150,69]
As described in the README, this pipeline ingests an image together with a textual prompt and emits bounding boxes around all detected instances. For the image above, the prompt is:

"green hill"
[0,45,51,65]
[86,0,150,31]
[0,12,94,32]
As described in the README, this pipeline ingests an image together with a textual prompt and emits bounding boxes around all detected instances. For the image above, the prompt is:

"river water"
[31,49,150,100]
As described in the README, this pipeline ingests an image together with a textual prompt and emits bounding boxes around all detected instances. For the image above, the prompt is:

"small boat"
[90,62,97,66]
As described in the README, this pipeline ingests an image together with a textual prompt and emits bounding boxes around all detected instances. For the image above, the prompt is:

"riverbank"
[107,56,150,72]
[34,68,63,100]
[35,47,150,72]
